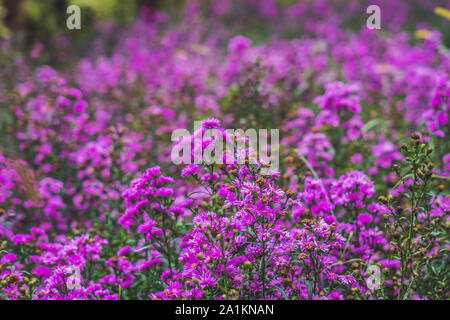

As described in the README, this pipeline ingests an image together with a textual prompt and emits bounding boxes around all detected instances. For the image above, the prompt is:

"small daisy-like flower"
[181,164,199,178]
[202,118,220,129]
[338,274,355,285]
[157,187,174,197]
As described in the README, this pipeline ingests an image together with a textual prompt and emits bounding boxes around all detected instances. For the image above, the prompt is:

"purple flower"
[351,153,363,164]
[181,164,199,178]
[1,253,17,265]
[228,35,251,54]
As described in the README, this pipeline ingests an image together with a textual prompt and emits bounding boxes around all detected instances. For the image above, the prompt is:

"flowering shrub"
[0,1,449,300]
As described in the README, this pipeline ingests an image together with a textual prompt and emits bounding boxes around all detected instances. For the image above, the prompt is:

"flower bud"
[378,196,387,204]
[286,190,294,198]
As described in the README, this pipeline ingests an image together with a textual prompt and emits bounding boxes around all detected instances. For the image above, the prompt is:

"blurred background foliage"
[0,0,173,66]
[0,0,449,60]
[0,0,182,41]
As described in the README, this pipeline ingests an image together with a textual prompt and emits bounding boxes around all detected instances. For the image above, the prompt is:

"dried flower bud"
[285,190,294,198]
[411,133,420,140]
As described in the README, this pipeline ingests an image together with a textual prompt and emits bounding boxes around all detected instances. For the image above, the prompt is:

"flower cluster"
[0,0,449,300]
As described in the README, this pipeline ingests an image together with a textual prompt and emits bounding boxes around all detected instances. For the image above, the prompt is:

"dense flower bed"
[0,0,449,300]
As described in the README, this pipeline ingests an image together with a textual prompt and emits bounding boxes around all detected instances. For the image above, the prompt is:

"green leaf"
[270,285,289,300]
[307,281,313,300]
